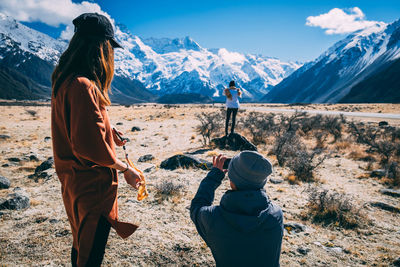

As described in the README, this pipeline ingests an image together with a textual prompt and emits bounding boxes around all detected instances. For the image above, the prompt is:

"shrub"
[286,149,326,182]
[387,161,400,186]
[305,188,365,229]
[273,131,303,167]
[196,111,223,145]
[240,112,277,145]
[349,122,398,164]
[154,181,184,198]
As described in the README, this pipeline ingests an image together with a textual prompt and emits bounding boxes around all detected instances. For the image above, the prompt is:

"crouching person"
[190,152,283,267]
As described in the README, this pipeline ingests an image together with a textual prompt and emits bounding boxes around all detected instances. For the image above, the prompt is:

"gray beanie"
[228,151,272,190]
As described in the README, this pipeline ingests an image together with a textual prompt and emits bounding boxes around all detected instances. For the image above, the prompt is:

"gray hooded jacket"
[190,168,283,267]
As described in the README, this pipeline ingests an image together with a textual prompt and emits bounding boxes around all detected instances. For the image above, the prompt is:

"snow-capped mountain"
[262,19,400,103]
[0,12,300,102]
[111,24,301,100]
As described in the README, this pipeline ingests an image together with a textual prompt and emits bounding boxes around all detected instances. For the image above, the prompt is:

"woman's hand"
[213,154,227,173]
[124,167,142,190]
[112,128,127,147]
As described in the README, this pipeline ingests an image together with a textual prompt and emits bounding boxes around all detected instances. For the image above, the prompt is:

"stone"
[144,166,156,173]
[0,176,11,189]
[269,178,283,184]
[28,154,40,161]
[378,121,389,127]
[116,122,123,125]
[44,136,51,142]
[55,229,70,237]
[160,154,212,171]
[2,164,9,167]
[49,219,60,224]
[0,192,30,210]
[370,169,386,178]
[327,247,343,253]
[379,188,400,197]
[138,154,155,162]
[212,133,257,151]
[0,135,11,140]
[297,247,310,255]
[7,157,21,162]
[370,201,400,213]
[34,157,54,174]
[284,222,307,233]
[131,126,141,132]
[393,257,400,267]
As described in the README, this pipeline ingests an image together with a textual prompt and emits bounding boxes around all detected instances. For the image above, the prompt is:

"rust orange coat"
[51,76,137,266]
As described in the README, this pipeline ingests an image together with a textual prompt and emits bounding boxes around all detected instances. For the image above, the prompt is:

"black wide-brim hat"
[73,13,122,48]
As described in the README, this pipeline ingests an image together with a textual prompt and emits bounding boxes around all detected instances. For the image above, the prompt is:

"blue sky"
[2,0,399,62]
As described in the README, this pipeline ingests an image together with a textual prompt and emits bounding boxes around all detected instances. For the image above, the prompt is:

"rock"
[131,126,141,132]
[0,192,30,210]
[144,166,156,173]
[284,222,307,233]
[370,169,386,178]
[34,157,54,174]
[49,219,60,224]
[378,121,389,127]
[327,247,343,253]
[116,122,123,125]
[393,257,400,267]
[55,229,70,237]
[0,135,11,140]
[212,133,257,151]
[370,201,400,213]
[2,164,9,167]
[379,188,400,198]
[138,154,155,162]
[44,136,51,142]
[0,176,11,189]
[297,247,310,255]
[7,157,21,162]
[269,178,283,184]
[160,154,212,170]
[28,154,39,161]
[141,144,148,147]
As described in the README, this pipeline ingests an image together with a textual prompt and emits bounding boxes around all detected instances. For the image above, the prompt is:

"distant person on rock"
[224,80,242,136]
[51,13,141,267]
[190,152,283,267]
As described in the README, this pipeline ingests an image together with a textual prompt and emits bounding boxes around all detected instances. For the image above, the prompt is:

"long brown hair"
[52,33,114,106]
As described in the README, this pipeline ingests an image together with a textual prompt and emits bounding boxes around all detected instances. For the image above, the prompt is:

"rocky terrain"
[0,102,399,266]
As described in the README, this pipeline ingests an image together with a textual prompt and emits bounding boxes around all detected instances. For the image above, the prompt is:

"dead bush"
[240,112,277,145]
[305,188,365,229]
[349,122,399,165]
[154,181,184,198]
[387,161,400,186]
[273,131,303,167]
[286,149,326,182]
[196,111,223,145]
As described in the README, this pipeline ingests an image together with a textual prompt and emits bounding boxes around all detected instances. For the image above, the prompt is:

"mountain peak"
[142,36,202,53]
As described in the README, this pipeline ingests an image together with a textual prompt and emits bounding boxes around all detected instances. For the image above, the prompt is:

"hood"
[219,189,282,233]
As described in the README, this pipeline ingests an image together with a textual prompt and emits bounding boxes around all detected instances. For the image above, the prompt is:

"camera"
[223,158,231,169]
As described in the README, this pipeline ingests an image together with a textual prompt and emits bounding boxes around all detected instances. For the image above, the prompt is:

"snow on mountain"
[0,13,301,102]
[113,24,301,100]
[0,13,65,64]
[263,19,400,103]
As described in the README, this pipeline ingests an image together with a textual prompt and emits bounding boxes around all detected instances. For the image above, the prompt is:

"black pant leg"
[231,108,238,133]
[225,108,233,135]
[85,216,111,267]
[71,247,78,267]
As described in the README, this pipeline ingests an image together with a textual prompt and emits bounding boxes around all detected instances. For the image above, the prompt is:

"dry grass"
[1,103,400,266]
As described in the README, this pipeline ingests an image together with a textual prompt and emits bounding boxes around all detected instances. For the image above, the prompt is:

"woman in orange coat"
[51,13,141,266]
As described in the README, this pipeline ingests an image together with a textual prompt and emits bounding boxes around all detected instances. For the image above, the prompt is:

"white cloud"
[0,0,114,39]
[306,7,385,35]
